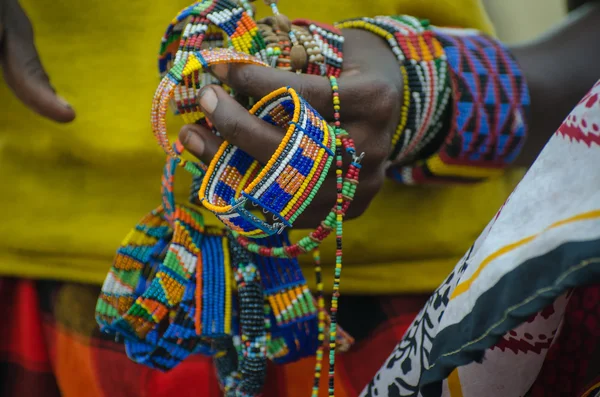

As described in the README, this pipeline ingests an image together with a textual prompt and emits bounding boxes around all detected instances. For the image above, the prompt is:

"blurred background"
[484,0,566,42]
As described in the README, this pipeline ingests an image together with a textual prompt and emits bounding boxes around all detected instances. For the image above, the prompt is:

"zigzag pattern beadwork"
[392,27,530,184]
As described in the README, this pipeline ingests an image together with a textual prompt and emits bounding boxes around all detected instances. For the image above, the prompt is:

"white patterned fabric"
[362,80,600,397]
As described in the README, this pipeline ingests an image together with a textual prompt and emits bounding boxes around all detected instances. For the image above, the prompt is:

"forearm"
[510,2,600,166]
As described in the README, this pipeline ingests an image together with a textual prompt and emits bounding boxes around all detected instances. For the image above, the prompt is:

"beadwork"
[336,16,452,165]
[214,240,268,397]
[100,2,364,396]
[152,48,269,170]
[158,0,344,123]
[96,148,223,370]
[390,26,530,184]
[199,86,336,237]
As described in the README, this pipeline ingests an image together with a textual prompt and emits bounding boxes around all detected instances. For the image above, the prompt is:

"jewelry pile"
[96,1,362,395]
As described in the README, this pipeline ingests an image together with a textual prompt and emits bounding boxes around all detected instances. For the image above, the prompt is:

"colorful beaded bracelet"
[390,27,530,184]
[336,16,452,165]
[158,0,344,124]
[199,86,336,237]
[151,48,269,171]
[159,0,272,122]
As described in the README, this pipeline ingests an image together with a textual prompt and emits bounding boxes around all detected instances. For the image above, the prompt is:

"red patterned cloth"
[0,277,426,397]
[529,286,600,397]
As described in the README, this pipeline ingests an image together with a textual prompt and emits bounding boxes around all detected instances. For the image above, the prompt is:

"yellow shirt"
[0,0,522,293]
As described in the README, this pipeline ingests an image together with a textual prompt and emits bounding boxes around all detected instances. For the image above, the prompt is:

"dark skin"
[510,2,600,166]
[0,0,75,122]
[2,0,599,228]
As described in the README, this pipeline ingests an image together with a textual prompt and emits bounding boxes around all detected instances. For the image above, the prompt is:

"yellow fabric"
[0,0,520,294]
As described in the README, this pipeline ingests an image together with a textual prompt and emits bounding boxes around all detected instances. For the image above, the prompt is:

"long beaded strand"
[311,249,325,397]
[329,75,343,397]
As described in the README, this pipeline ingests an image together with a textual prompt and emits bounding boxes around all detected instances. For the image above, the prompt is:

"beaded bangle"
[389,27,530,184]
[199,86,336,237]
[151,48,269,171]
[336,16,452,165]
[159,0,272,122]
[233,123,362,257]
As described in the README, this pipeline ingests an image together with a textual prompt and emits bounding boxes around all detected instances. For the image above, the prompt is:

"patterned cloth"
[363,81,600,396]
[0,277,427,397]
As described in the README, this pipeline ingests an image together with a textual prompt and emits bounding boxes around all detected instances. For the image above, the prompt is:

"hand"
[180,28,402,229]
[1,0,75,122]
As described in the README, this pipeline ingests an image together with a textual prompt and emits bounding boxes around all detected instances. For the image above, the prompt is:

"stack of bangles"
[95,1,530,396]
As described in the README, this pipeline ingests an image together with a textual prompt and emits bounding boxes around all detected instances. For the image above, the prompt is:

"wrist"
[337,16,452,165]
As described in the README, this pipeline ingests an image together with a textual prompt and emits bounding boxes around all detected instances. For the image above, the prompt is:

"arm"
[511,2,600,166]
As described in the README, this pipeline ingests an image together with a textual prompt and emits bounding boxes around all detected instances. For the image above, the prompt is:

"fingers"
[1,1,75,123]
[180,85,283,164]
[179,123,223,164]
[211,62,363,120]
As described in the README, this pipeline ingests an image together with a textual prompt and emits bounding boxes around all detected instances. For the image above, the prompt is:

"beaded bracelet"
[152,48,269,171]
[390,27,530,184]
[158,0,344,123]
[233,123,362,257]
[336,16,452,165]
[199,86,336,237]
[159,0,272,122]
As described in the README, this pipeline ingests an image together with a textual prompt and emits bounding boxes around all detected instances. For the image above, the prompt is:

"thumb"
[1,1,75,123]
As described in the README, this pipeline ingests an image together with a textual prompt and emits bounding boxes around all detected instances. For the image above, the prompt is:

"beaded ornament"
[99,1,364,396]
[337,16,452,165]
[199,86,336,236]
[391,26,530,184]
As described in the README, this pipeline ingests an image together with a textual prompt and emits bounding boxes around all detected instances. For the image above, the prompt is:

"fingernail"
[211,64,228,81]
[199,87,218,114]
[56,95,72,109]
[181,125,205,156]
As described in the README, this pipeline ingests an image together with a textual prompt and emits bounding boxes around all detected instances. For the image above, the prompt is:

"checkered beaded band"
[151,48,269,171]
[199,86,336,237]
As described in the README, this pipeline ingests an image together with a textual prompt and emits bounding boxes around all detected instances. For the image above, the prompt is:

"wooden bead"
[275,14,292,33]
[290,45,308,71]
[258,17,276,26]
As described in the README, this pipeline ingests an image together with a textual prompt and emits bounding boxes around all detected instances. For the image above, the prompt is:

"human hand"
[1,0,75,122]
[180,28,402,229]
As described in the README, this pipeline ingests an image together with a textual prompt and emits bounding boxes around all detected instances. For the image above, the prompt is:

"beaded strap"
[95,149,231,370]
[389,27,530,184]
[214,240,268,396]
[199,86,336,237]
